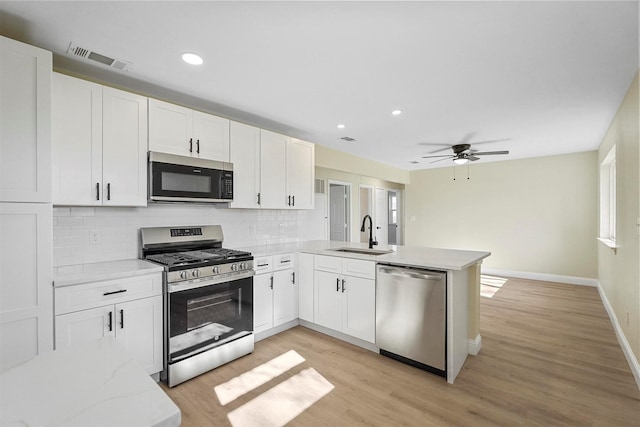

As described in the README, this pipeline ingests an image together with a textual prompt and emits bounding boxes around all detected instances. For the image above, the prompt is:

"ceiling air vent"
[67,42,131,71]
[340,136,355,142]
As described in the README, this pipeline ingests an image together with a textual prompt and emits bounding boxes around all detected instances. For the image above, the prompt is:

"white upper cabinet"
[287,138,315,209]
[229,122,261,208]
[0,36,52,203]
[52,73,147,206]
[231,127,314,210]
[148,98,229,162]
[260,129,289,209]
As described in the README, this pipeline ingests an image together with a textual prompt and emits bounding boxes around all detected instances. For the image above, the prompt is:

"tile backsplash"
[53,197,326,267]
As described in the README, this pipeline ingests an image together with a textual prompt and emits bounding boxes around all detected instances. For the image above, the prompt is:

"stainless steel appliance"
[375,264,446,377]
[140,225,253,387]
[148,151,233,203]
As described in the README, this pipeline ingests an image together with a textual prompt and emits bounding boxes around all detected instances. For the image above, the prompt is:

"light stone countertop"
[0,336,181,427]
[53,259,164,287]
[237,240,490,271]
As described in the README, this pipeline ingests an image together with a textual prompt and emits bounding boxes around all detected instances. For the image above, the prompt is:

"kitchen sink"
[331,247,394,256]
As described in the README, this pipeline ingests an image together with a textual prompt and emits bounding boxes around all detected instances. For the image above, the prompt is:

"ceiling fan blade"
[422,154,454,159]
[458,132,476,145]
[472,150,510,156]
[467,138,510,146]
[430,157,453,164]
[468,155,480,161]
[427,146,454,154]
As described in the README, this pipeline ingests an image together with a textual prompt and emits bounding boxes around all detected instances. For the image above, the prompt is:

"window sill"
[598,238,618,254]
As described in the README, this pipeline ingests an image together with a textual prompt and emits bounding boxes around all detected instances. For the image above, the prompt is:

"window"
[599,145,616,248]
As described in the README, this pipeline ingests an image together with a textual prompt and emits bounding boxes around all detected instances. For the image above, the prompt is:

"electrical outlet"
[89,229,102,245]
[410,216,416,222]
[249,224,257,236]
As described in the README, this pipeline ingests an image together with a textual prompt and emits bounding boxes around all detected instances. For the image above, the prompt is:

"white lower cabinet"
[253,254,297,335]
[314,255,376,343]
[54,273,163,375]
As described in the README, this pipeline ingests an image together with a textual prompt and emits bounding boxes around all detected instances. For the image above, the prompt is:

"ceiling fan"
[422,143,509,165]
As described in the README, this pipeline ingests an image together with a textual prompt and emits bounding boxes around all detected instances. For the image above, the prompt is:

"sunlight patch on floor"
[481,275,508,298]
[214,349,334,427]
[215,349,305,405]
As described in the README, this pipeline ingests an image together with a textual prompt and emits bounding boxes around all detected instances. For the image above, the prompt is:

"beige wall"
[315,144,410,184]
[316,167,404,242]
[405,151,598,279]
[597,72,640,363]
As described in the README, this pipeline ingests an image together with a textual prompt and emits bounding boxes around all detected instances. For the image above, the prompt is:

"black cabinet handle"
[96,183,100,201]
[287,195,291,206]
[103,289,127,296]
[336,278,340,292]
[196,139,200,153]
[292,272,295,284]
[341,279,345,293]
[120,309,124,329]
[270,276,274,290]
[108,311,113,332]
[189,138,193,152]
[257,263,269,267]
[292,195,295,207]
[107,183,111,201]
[257,193,261,206]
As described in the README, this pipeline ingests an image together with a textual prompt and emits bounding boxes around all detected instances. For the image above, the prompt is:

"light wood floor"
[162,277,640,426]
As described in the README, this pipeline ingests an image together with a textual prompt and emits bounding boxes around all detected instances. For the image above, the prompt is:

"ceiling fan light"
[453,158,469,165]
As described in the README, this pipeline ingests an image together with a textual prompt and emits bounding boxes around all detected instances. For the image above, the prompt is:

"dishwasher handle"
[378,266,444,281]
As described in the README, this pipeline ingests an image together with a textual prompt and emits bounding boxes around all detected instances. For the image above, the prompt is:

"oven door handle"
[168,270,255,293]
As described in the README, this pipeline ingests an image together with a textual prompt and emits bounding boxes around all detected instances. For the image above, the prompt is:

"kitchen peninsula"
[244,240,490,384]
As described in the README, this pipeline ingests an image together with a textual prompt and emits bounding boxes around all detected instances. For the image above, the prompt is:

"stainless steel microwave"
[148,152,233,203]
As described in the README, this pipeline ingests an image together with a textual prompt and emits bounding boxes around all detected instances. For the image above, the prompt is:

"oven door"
[149,152,233,203]
[167,275,252,363]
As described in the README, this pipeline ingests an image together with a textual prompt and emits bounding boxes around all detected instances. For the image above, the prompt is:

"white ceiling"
[1,1,638,171]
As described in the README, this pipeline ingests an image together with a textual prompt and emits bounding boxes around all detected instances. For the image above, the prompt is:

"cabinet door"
[287,138,315,209]
[0,37,52,203]
[259,130,288,209]
[298,253,314,322]
[55,305,114,350]
[193,111,230,161]
[229,122,261,208]
[102,87,148,206]
[273,269,295,327]
[343,276,376,343]
[148,98,193,157]
[314,271,342,331]
[115,296,163,375]
[0,203,53,373]
[51,73,103,205]
[253,273,273,334]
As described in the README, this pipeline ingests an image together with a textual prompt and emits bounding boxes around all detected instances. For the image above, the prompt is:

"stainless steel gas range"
[140,225,254,387]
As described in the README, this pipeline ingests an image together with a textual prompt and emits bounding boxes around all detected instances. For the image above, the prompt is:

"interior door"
[388,191,399,245]
[374,187,388,245]
[329,184,347,241]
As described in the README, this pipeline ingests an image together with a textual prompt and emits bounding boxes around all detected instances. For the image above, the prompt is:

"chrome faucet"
[360,215,378,249]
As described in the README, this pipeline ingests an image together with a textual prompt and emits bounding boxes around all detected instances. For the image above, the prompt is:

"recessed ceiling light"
[337,124,346,129]
[182,53,203,65]
[392,110,402,116]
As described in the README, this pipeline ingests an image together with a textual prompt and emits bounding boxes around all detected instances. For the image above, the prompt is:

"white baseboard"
[468,334,482,356]
[596,282,640,390]
[298,320,379,353]
[254,320,299,343]
[482,268,598,287]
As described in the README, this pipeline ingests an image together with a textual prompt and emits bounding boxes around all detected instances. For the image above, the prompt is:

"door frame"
[327,180,352,242]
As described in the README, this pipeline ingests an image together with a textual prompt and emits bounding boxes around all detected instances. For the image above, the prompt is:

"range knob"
[212,266,220,275]
[192,269,200,278]
[231,263,238,272]
[180,271,188,280]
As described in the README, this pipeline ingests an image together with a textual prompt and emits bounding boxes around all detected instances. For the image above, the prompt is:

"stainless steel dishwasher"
[376,264,446,377]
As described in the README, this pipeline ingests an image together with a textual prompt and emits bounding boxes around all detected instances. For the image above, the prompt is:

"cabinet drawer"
[342,259,376,280]
[273,253,294,271]
[254,256,273,274]
[314,255,342,273]
[55,274,162,315]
